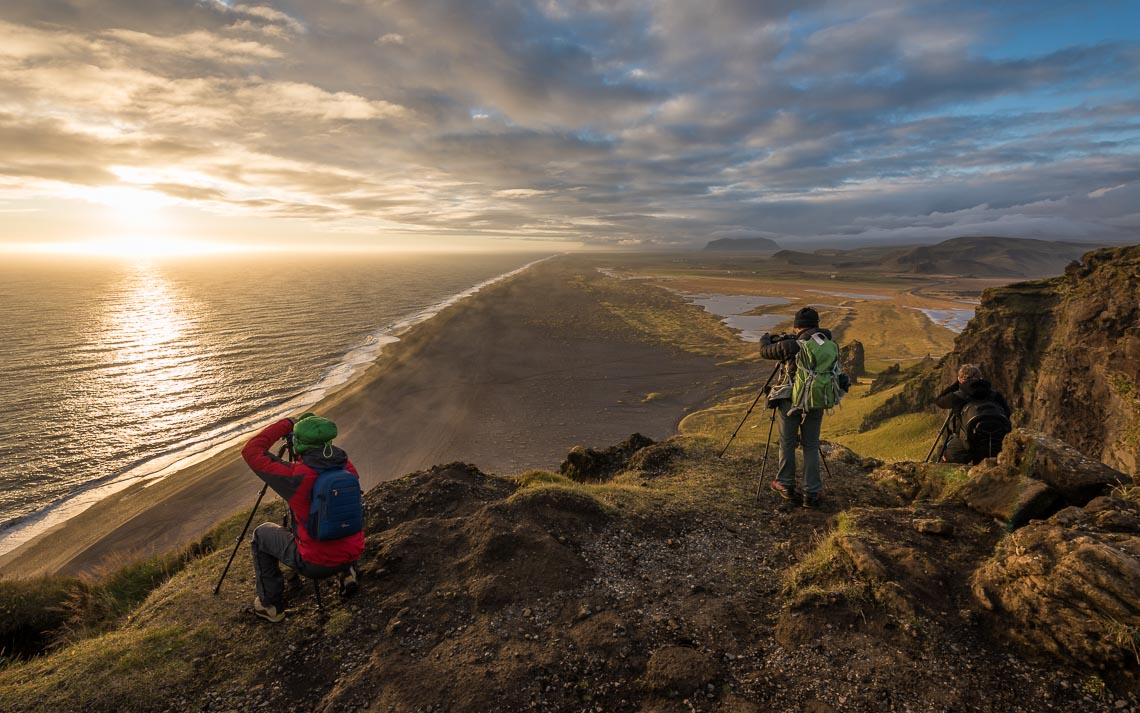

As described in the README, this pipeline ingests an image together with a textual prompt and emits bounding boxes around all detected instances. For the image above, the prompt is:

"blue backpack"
[306,468,363,541]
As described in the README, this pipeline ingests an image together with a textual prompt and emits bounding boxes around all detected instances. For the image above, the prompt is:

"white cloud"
[235,81,408,120]
[104,29,283,61]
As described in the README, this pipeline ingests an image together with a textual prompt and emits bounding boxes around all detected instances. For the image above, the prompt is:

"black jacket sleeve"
[759,333,800,361]
[934,383,964,410]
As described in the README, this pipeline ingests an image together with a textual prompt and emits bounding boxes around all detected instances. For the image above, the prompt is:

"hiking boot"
[338,565,359,597]
[802,492,823,510]
[252,598,285,623]
[769,480,795,500]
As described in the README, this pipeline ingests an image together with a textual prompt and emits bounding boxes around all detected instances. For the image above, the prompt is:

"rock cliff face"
[972,493,1140,670]
[865,245,1140,475]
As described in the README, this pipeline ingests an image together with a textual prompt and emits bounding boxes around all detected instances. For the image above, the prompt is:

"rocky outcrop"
[627,438,684,476]
[867,363,903,395]
[559,432,655,482]
[955,429,1130,529]
[860,360,941,430]
[861,245,1140,474]
[958,461,1060,529]
[972,494,1140,670]
[868,461,967,502]
[998,428,1131,501]
[840,340,865,381]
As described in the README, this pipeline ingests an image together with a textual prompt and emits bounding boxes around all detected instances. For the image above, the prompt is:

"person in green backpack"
[759,307,849,509]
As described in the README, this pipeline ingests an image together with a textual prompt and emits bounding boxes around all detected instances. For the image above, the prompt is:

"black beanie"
[794,307,819,329]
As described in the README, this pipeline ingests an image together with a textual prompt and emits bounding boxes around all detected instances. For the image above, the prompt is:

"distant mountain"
[763,237,1110,279]
[767,249,835,267]
[877,237,1107,278]
[703,237,780,253]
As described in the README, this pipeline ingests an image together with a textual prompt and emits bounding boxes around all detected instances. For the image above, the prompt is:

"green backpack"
[791,333,843,412]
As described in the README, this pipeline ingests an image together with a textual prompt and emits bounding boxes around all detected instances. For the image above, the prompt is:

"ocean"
[0,252,546,543]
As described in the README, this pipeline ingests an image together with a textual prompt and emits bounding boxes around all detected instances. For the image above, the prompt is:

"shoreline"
[0,257,746,578]
[0,254,557,560]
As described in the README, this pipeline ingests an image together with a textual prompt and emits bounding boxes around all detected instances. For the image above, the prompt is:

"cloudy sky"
[1,0,1138,254]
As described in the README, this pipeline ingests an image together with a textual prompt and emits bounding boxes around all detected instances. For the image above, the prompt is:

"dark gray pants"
[774,401,824,496]
[940,436,971,464]
[250,522,348,609]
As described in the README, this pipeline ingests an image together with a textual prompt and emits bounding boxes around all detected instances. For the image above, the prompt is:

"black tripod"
[213,436,295,595]
[925,411,954,463]
[718,366,780,459]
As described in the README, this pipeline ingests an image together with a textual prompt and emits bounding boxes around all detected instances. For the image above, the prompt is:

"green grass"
[0,576,80,663]
[509,439,770,525]
[0,497,326,712]
[680,379,945,463]
[833,411,945,463]
[514,469,577,489]
[782,511,878,613]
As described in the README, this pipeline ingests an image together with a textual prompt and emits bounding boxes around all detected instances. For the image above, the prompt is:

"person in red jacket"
[241,414,365,623]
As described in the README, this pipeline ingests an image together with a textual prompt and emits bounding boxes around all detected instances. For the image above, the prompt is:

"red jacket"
[241,419,365,567]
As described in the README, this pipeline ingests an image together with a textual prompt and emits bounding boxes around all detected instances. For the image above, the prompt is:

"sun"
[0,185,267,259]
[60,185,249,258]
[88,186,172,222]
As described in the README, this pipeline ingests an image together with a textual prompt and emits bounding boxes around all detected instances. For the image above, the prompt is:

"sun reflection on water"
[98,264,203,443]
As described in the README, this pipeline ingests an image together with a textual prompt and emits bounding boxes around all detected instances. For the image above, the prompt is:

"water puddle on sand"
[680,293,791,342]
[910,307,975,333]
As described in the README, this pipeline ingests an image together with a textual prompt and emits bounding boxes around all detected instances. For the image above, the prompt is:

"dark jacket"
[759,327,833,362]
[935,378,1011,416]
[242,419,366,567]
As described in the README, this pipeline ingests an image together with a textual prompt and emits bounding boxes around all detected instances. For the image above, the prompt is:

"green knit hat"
[293,415,337,455]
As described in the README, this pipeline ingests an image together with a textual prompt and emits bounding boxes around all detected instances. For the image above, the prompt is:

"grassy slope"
[679,380,945,463]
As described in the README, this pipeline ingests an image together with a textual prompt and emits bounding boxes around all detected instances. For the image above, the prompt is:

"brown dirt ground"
[122,440,1135,713]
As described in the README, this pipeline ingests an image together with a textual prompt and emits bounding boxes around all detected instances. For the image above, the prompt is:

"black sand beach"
[0,257,748,577]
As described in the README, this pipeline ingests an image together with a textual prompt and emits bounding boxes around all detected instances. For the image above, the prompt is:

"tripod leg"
[936,434,952,463]
[214,483,268,595]
[925,413,953,463]
[720,366,780,458]
[312,577,326,620]
[754,409,777,502]
[819,446,833,480]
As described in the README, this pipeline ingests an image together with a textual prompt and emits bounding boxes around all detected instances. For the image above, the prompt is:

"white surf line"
[0,254,561,559]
